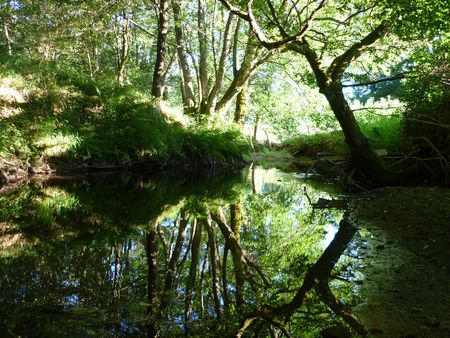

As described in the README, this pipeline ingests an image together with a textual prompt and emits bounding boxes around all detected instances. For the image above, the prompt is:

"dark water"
[0,167,367,337]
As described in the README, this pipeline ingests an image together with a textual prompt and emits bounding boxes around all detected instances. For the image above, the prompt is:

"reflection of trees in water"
[142,179,363,336]
[0,171,366,336]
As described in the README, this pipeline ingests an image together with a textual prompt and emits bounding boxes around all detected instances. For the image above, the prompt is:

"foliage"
[284,113,405,155]
[284,130,348,157]
[0,67,250,166]
[380,0,450,38]
[357,114,405,151]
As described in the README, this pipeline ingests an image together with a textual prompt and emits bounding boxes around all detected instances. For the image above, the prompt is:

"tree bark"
[115,1,131,86]
[234,83,248,125]
[197,0,208,114]
[152,0,170,99]
[172,0,196,114]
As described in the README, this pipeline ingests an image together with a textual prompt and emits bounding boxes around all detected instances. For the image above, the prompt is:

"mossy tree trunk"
[234,83,248,125]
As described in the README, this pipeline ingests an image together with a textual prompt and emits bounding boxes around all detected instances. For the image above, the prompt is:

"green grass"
[0,69,250,168]
[284,114,405,156]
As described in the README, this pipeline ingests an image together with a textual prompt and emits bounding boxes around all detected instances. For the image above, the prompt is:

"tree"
[152,0,170,102]
[169,0,272,120]
[218,0,445,184]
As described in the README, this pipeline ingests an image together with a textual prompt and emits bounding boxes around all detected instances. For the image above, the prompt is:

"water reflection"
[0,168,364,337]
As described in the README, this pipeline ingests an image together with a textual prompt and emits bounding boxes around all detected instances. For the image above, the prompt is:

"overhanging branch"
[328,21,389,81]
[343,73,407,87]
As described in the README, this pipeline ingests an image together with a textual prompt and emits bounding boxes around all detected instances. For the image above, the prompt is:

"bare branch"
[343,73,407,87]
[219,0,328,51]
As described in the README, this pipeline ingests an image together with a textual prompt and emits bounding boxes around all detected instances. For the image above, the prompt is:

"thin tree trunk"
[160,213,189,314]
[172,0,196,114]
[152,0,170,100]
[197,0,208,114]
[222,244,230,314]
[3,23,12,56]
[199,242,209,319]
[116,2,131,86]
[146,218,160,337]
[230,202,244,310]
[253,115,260,142]
[184,219,201,335]
[83,42,94,79]
[204,217,223,319]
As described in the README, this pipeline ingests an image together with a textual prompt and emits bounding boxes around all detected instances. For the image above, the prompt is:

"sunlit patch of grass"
[0,87,27,104]
[33,132,81,157]
[0,105,22,119]
[0,74,35,92]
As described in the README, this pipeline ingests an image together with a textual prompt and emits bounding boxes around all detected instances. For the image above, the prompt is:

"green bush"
[284,114,405,156]
[357,114,404,151]
[283,130,347,156]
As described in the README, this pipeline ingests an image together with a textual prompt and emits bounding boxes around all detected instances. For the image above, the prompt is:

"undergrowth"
[284,114,405,156]
[0,67,250,168]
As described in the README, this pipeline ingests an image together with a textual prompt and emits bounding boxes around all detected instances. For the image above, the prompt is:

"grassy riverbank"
[0,68,250,180]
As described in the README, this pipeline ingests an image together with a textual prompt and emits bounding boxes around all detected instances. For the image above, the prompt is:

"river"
[0,166,448,337]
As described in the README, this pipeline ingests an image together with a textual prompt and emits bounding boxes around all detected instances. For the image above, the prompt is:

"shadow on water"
[0,166,369,337]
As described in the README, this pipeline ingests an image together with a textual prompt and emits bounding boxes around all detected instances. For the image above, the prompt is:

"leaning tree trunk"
[216,2,403,185]
[291,35,406,185]
[320,83,403,184]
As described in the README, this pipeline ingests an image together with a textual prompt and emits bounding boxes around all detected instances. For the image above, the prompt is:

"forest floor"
[349,186,450,338]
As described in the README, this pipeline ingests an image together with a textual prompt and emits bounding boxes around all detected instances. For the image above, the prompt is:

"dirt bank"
[349,187,450,337]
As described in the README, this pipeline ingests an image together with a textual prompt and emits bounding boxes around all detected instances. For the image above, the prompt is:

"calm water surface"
[0,167,368,337]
